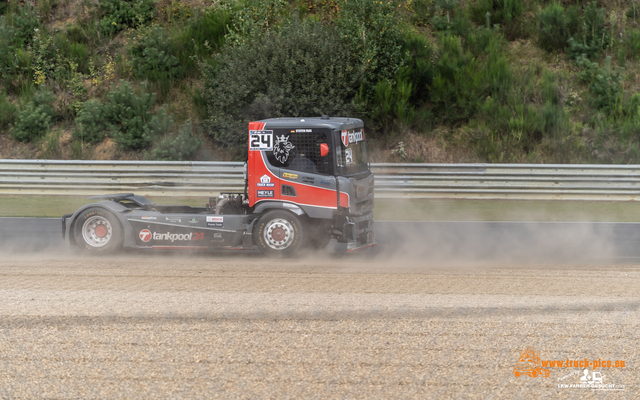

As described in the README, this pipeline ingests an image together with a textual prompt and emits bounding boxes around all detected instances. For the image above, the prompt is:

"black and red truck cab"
[247,116,376,252]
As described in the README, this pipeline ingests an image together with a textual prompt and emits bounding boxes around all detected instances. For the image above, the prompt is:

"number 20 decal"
[249,130,273,151]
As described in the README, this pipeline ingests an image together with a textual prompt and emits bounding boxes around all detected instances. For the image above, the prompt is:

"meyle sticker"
[282,172,298,179]
[206,215,223,227]
[257,174,274,187]
[273,135,295,163]
[141,216,157,220]
[249,130,273,151]
[139,229,152,242]
[152,232,205,242]
[165,217,181,223]
[257,190,274,198]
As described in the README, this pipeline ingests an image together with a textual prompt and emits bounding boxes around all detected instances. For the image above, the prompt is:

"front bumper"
[346,211,376,251]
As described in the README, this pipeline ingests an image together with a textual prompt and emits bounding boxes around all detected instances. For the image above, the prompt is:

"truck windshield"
[335,129,369,176]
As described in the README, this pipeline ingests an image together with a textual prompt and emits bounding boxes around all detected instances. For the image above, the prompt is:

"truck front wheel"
[253,210,303,257]
[74,208,123,254]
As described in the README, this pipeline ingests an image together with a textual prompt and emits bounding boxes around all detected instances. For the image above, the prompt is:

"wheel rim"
[82,215,113,248]
[263,218,295,250]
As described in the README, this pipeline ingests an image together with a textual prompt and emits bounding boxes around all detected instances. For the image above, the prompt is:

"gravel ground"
[0,253,638,399]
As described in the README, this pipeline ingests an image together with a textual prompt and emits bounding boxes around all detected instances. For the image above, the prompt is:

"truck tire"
[74,208,123,254]
[253,210,303,257]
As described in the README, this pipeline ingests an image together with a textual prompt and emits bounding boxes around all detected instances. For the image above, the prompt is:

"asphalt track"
[2,217,640,262]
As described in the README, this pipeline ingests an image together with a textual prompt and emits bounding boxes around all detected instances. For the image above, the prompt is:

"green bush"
[577,56,623,113]
[226,0,286,45]
[41,129,61,159]
[469,0,524,26]
[146,120,202,161]
[0,2,10,15]
[175,7,230,72]
[130,25,182,81]
[623,29,640,60]
[105,81,156,150]
[74,100,111,144]
[538,2,570,52]
[566,2,608,60]
[0,17,17,82]
[32,88,56,119]
[10,103,51,142]
[142,105,174,139]
[401,32,435,104]
[96,0,155,36]
[429,33,481,122]
[369,75,415,133]
[429,30,510,123]
[411,0,433,26]
[430,0,460,31]
[204,19,362,149]
[335,0,404,88]
[12,3,41,48]
[0,91,16,129]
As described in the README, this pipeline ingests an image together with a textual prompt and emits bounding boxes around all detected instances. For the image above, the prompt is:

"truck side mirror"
[320,143,329,157]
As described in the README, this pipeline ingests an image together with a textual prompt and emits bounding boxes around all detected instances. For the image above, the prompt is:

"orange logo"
[513,347,550,378]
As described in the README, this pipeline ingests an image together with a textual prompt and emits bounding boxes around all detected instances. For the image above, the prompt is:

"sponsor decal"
[249,130,273,151]
[141,216,157,220]
[257,190,274,198]
[213,232,223,241]
[341,129,364,147]
[187,217,199,223]
[319,179,332,187]
[257,174,275,187]
[152,232,205,242]
[139,229,152,242]
[137,245,153,249]
[296,129,312,132]
[273,135,295,163]
[282,172,298,179]
[165,217,181,223]
[301,176,315,184]
[206,215,223,227]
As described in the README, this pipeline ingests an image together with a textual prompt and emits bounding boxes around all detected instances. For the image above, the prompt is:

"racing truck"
[62,116,376,257]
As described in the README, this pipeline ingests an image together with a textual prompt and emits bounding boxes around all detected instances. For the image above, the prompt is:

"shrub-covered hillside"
[1,0,640,163]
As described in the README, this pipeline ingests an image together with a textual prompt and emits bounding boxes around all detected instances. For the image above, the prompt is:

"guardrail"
[2,160,640,200]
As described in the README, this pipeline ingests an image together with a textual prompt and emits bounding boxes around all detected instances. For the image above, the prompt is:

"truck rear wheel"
[74,208,123,254]
[253,210,303,257]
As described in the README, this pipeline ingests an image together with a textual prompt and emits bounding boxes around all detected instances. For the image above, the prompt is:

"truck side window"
[266,132,333,175]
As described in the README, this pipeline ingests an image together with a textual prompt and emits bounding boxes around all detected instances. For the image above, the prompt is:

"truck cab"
[247,116,376,254]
